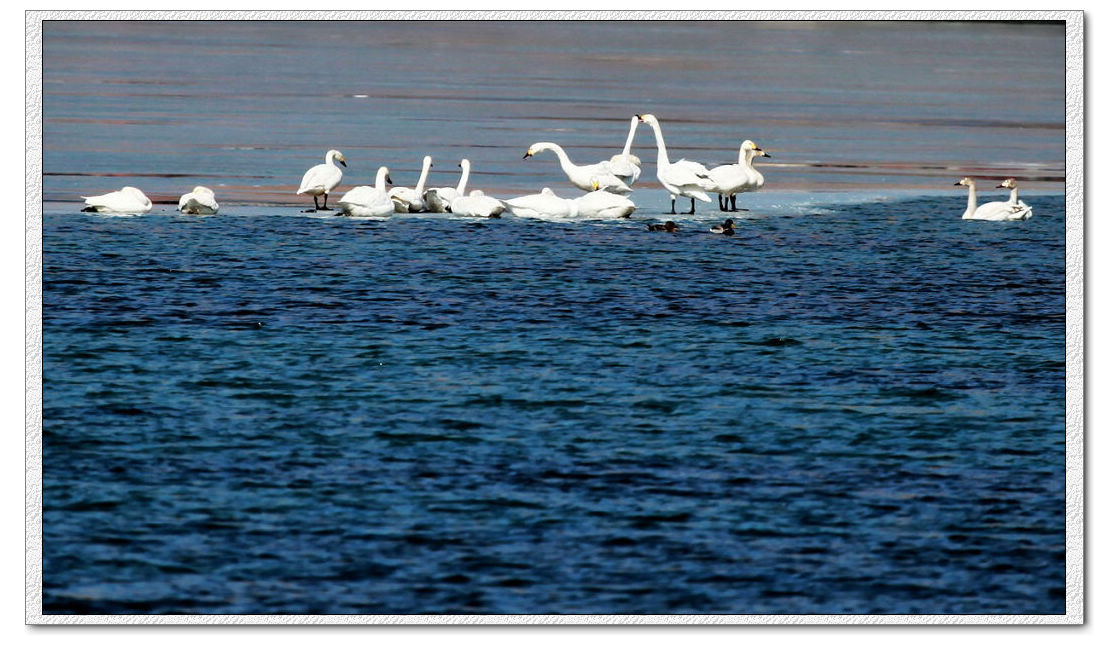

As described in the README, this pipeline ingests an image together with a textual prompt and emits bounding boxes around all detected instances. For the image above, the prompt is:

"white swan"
[177,186,219,215]
[997,178,1034,220]
[449,190,506,218]
[636,114,714,214]
[606,116,642,187]
[523,142,632,194]
[424,159,471,213]
[573,189,636,219]
[955,177,1032,221]
[504,187,579,218]
[388,155,433,213]
[337,166,394,217]
[708,140,770,212]
[297,149,346,211]
[81,186,152,215]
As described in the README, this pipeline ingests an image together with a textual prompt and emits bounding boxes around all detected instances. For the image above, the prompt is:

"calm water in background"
[40,20,1067,615]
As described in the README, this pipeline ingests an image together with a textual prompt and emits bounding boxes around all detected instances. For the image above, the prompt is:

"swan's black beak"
[386,175,393,185]
[635,114,643,121]
[762,152,772,158]
[953,181,962,186]
[523,152,532,159]
[339,160,347,167]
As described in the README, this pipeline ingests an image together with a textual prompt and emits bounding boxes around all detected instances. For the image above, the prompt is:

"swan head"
[523,143,554,159]
[955,177,975,187]
[376,166,393,187]
[741,140,771,159]
[459,159,471,171]
[327,149,347,167]
[635,114,658,126]
[997,178,1017,189]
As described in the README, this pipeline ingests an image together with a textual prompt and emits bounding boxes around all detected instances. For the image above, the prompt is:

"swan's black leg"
[718,193,725,211]
[730,195,737,212]
[669,197,676,215]
[685,198,696,215]
[319,193,332,211]
[304,195,320,212]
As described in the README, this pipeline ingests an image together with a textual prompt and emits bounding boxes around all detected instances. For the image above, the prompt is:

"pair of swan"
[520,116,643,194]
[297,149,347,211]
[708,140,769,212]
[503,186,637,219]
[636,114,716,215]
[956,177,1033,221]
[421,159,503,217]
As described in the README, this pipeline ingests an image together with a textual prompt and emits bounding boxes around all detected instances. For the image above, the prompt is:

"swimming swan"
[504,187,579,218]
[708,140,770,212]
[388,155,433,213]
[81,186,152,215]
[297,149,347,211]
[997,178,1034,220]
[337,166,394,217]
[424,159,470,213]
[523,142,632,194]
[955,177,1032,221]
[448,189,505,218]
[573,189,637,219]
[605,116,643,187]
[636,114,714,214]
[177,186,219,215]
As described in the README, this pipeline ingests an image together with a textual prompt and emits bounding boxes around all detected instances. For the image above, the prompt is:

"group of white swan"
[955,177,1033,221]
[77,113,1036,223]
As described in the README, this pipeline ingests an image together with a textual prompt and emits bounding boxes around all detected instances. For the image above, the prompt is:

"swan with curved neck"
[708,140,770,212]
[337,166,394,217]
[388,155,433,213]
[636,114,714,215]
[523,142,631,194]
[297,149,347,211]
[955,177,1033,221]
[425,159,471,213]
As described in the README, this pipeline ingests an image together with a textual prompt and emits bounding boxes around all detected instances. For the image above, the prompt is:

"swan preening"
[955,177,1033,221]
[297,149,347,211]
[81,186,152,215]
[178,186,219,215]
[337,166,394,217]
[388,155,433,213]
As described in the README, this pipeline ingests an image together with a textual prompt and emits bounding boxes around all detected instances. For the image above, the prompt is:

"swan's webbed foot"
[317,206,334,211]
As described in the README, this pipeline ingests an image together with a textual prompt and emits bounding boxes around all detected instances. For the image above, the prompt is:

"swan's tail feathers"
[689,190,712,203]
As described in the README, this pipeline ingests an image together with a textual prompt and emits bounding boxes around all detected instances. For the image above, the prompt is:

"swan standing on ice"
[606,116,643,187]
[424,159,471,213]
[504,187,579,218]
[297,149,347,212]
[337,166,395,217]
[388,155,433,213]
[177,186,219,215]
[955,177,1032,221]
[997,178,1034,219]
[523,142,632,194]
[573,188,636,219]
[449,190,505,218]
[81,186,152,215]
[708,140,770,212]
[636,114,714,215]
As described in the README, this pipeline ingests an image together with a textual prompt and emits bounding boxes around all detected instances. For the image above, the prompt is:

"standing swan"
[297,149,347,212]
[337,167,395,217]
[636,114,714,215]
[708,140,770,212]
[425,159,471,213]
[177,186,219,214]
[955,177,1032,221]
[606,116,643,187]
[523,142,632,194]
[81,186,152,215]
[388,155,433,213]
[997,178,1034,219]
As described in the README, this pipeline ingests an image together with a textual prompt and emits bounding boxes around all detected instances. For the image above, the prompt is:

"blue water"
[41,194,1065,614]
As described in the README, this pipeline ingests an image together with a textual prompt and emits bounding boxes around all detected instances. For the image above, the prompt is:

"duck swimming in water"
[709,219,736,235]
[647,221,679,232]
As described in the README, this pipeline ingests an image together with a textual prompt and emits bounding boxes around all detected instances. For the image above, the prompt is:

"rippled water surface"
[40,19,1067,615]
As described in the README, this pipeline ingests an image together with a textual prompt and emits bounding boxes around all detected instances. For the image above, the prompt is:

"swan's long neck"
[1007,186,1019,205]
[621,118,638,157]
[740,147,756,168]
[326,150,339,166]
[646,121,671,168]
[456,162,471,194]
[964,183,978,217]
[375,168,389,191]
[415,158,431,193]
[544,144,579,176]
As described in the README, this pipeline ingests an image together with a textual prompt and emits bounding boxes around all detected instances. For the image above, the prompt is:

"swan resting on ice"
[81,186,152,215]
[177,186,219,215]
[708,140,770,212]
[572,187,636,218]
[388,155,433,213]
[504,187,578,218]
[424,159,471,213]
[449,190,506,218]
[636,113,714,215]
[337,166,395,218]
[297,149,347,212]
[955,177,1033,221]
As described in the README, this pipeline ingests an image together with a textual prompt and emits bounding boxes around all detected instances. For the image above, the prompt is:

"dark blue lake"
[39,19,1067,616]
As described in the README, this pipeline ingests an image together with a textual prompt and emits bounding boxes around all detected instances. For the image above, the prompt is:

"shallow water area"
[42,191,1065,614]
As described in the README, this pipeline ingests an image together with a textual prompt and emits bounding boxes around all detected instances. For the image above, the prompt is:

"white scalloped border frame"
[24,9,1084,626]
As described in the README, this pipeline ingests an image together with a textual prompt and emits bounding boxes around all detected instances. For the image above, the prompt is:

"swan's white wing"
[574,191,636,218]
[707,164,747,193]
[83,189,150,214]
[298,163,342,194]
